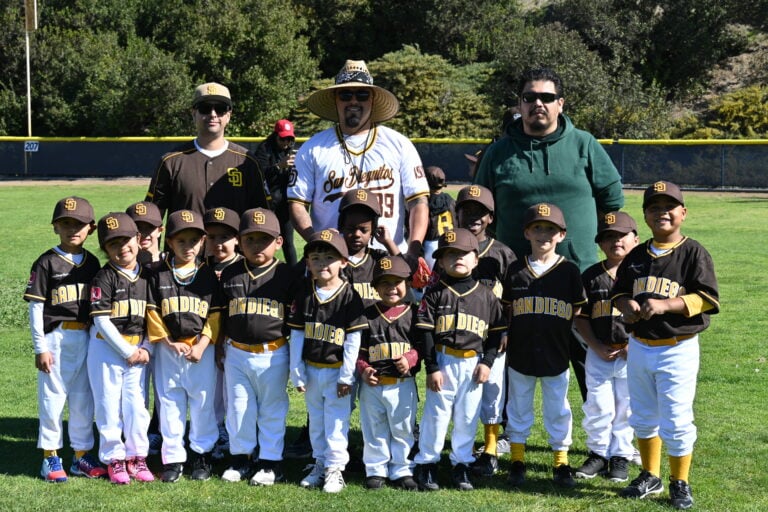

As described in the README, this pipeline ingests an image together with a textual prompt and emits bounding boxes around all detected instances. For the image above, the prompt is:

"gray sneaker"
[669,479,694,509]
[606,456,630,482]
[574,452,608,479]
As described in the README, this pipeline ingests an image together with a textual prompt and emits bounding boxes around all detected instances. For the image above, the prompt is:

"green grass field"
[0,182,767,511]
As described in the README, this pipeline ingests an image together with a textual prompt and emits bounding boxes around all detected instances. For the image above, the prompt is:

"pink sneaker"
[108,459,130,485]
[127,456,155,482]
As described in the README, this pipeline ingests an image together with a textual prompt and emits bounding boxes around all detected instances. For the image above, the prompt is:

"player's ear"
[88,222,97,235]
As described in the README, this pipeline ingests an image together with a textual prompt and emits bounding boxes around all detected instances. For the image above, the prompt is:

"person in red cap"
[254,119,298,265]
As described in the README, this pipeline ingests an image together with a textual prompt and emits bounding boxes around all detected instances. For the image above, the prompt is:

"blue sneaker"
[41,455,68,483]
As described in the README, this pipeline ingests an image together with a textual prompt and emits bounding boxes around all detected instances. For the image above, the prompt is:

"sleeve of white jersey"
[398,135,429,202]
[287,142,313,203]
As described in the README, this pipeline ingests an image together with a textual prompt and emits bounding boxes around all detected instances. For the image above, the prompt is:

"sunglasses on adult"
[337,90,371,102]
[196,103,231,115]
[520,92,560,104]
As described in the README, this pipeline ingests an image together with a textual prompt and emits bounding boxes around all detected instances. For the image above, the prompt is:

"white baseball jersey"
[288,125,429,251]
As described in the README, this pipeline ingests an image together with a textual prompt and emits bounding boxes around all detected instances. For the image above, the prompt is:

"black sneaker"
[669,479,694,509]
[470,452,498,477]
[606,456,630,482]
[414,463,440,491]
[250,459,285,486]
[620,470,664,499]
[365,476,386,490]
[390,475,418,491]
[507,460,526,487]
[283,426,312,459]
[574,452,608,479]
[451,463,474,491]
[190,452,212,481]
[161,463,184,483]
[553,464,576,488]
[221,454,253,482]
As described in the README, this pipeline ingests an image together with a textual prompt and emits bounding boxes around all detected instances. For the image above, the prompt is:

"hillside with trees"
[1,0,766,139]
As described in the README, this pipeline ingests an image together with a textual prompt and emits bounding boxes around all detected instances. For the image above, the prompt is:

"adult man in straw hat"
[287,60,429,259]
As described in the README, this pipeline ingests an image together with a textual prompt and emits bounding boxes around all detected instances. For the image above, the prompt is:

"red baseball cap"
[274,119,295,139]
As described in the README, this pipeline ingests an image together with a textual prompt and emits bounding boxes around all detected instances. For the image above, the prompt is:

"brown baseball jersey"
[206,254,244,280]
[90,263,153,336]
[150,258,223,339]
[503,256,588,377]
[286,280,366,366]
[220,258,299,344]
[24,249,101,333]
[611,237,719,339]
[476,237,518,298]
[145,141,271,218]
[344,248,388,307]
[359,303,420,378]
[579,261,631,345]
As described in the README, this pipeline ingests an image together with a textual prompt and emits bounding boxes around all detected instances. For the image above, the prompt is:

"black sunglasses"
[196,103,231,115]
[520,92,560,104]
[337,90,371,102]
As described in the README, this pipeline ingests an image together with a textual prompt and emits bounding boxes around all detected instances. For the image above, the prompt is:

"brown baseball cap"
[52,196,95,224]
[372,255,412,286]
[643,180,685,209]
[456,184,495,214]
[125,201,163,228]
[523,202,567,230]
[425,166,446,190]
[304,229,349,260]
[97,212,138,248]
[595,211,638,242]
[192,82,232,108]
[239,208,281,238]
[204,207,240,233]
[166,210,206,238]
[433,228,479,259]
[338,188,382,217]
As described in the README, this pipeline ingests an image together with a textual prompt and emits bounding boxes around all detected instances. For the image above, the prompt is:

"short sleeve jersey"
[344,248,388,307]
[503,257,588,377]
[23,249,101,333]
[612,237,719,340]
[220,258,299,344]
[360,303,419,378]
[476,238,518,299]
[286,280,367,366]
[579,261,631,345]
[90,263,153,336]
[150,258,223,339]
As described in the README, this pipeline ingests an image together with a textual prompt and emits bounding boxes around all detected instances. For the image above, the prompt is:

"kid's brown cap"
[204,207,240,233]
[643,180,685,209]
[125,201,163,227]
[239,208,280,237]
[372,255,412,286]
[456,184,495,214]
[97,212,138,248]
[425,166,446,190]
[338,188,382,217]
[304,229,349,260]
[595,211,638,242]
[523,202,567,230]
[166,210,206,238]
[52,196,95,224]
[433,228,479,259]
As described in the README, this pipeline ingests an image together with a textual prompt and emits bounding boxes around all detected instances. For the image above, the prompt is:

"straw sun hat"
[305,60,399,123]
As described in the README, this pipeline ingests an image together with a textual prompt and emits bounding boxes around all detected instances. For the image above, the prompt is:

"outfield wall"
[1,137,767,189]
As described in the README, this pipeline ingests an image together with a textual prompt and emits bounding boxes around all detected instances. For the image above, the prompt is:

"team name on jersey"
[161,296,209,318]
[228,297,284,319]
[323,166,395,193]
[305,322,344,346]
[591,299,620,319]
[111,299,147,318]
[512,296,574,320]
[632,276,682,298]
[368,341,411,363]
[50,283,88,306]
[435,312,488,338]
[353,282,381,302]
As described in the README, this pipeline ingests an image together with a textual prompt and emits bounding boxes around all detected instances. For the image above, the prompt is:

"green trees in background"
[0,0,765,138]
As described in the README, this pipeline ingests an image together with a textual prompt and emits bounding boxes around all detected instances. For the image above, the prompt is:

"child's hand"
[337,383,352,397]
[473,363,491,384]
[185,343,206,363]
[361,367,379,386]
[135,348,150,365]
[617,298,642,324]
[296,385,306,393]
[594,344,622,362]
[374,226,392,244]
[126,349,143,366]
[427,371,443,392]
[35,351,54,373]
[639,298,669,320]
[394,355,410,375]
[168,340,190,357]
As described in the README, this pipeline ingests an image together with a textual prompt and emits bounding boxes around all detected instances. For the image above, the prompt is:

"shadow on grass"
[0,416,41,477]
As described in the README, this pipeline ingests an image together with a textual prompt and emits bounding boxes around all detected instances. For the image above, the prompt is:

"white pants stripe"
[37,326,94,451]
[582,348,634,458]
[225,344,289,461]
[305,365,351,469]
[359,379,417,478]
[505,367,572,451]
[414,352,483,466]
[154,342,218,463]
[627,335,699,456]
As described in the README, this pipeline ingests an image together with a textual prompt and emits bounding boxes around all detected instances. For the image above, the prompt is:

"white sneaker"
[300,463,325,488]
[322,467,345,493]
[250,463,284,486]
[496,435,511,455]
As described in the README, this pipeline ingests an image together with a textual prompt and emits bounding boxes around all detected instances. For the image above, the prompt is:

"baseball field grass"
[0,181,766,511]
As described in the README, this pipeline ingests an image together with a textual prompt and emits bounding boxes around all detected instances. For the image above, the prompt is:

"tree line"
[1,0,766,139]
